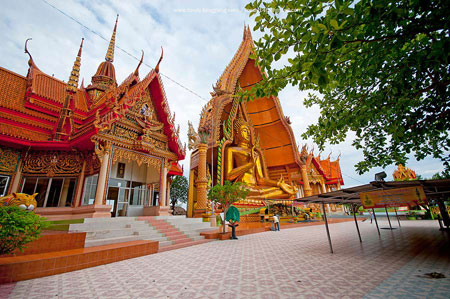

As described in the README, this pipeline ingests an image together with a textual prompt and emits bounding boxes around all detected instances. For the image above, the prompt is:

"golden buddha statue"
[225,117,297,199]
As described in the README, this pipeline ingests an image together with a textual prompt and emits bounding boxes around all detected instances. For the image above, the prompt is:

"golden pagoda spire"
[105,14,119,62]
[67,38,83,93]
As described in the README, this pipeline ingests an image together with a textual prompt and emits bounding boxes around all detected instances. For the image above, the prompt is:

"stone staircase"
[69,216,217,251]
[137,216,216,252]
[69,217,172,248]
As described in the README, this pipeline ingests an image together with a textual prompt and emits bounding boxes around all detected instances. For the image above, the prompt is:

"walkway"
[1,220,449,298]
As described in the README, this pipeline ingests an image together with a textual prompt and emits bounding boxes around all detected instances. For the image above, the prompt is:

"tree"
[170,175,188,214]
[245,0,450,174]
[432,171,450,180]
[0,206,48,255]
[207,181,250,234]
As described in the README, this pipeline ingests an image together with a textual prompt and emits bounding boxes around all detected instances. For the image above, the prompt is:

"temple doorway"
[106,157,161,217]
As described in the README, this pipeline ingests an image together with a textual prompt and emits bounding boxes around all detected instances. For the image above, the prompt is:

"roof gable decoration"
[23,39,91,114]
[53,38,84,141]
[93,55,185,160]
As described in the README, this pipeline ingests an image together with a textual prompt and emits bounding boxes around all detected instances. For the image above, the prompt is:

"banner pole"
[394,207,401,227]
[353,204,362,242]
[372,208,380,236]
[385,206,393,229]
[322,201,333,254]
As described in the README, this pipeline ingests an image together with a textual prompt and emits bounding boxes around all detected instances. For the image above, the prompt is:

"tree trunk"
[171,200,176,215]
[223,206,227,234]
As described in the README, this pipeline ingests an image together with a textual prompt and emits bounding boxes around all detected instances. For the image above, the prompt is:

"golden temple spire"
[105,14,119,62]
[66,38,83,93]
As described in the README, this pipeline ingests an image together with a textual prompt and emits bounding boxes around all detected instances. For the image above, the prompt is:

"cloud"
[0,0,445,188]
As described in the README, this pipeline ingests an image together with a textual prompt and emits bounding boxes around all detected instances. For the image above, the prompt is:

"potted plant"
[207,181,249,239]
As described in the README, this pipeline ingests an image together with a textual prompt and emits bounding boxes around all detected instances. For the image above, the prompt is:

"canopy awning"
[294,179,450,205]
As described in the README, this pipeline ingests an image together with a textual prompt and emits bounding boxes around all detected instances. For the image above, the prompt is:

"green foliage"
[245,0,450,174]
[207,181,250,209]
[432,171,450,180]
[170,175,188,211]
[226,206,241,223]
[208,181,249,233]
[0,206,48,255]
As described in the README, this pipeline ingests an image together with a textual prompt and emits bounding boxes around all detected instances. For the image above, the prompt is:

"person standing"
[273,214,280,231]
[368,210,374,224]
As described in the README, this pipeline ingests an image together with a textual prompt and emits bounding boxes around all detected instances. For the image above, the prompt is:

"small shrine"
[393,164,417,181]
[187,27,343,221]
[0,16,185,219]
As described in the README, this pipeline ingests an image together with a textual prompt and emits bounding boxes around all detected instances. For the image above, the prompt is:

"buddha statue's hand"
[280,182,296,194]
[277,177,295,194]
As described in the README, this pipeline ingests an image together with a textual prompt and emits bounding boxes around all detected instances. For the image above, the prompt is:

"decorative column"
[94,144,111,206]
[9,158,23,193]
[195,143,208,216]
[301,165,313,197]
[159,161,168,207]
[73,159,86,207]
[166,178,172,208]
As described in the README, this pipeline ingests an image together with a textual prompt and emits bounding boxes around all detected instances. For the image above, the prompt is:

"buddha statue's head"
[234,117,251,146]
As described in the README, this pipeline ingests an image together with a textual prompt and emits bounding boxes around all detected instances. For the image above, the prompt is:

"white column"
[94,150,110,206]
[166,179,171,207]
[159,161,168,206]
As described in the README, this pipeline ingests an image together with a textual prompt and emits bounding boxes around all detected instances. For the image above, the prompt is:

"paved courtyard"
[1,220,449,298]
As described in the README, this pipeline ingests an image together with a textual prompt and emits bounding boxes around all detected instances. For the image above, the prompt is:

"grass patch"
[46,219,84,225]
[43,218,84,231]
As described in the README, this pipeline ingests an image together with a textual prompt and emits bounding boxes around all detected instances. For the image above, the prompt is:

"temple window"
[0,175,10,196]
[21,177,77,207]
[82,174,98,205]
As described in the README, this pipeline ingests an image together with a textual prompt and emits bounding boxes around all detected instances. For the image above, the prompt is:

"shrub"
[0,206,48,255]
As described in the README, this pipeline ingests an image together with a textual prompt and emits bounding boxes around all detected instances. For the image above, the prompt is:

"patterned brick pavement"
[1,220,449,298]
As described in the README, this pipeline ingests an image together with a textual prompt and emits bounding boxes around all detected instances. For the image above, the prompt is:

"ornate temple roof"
[0,19,185,161]
[196,26,343,186]
[199,26,301,169]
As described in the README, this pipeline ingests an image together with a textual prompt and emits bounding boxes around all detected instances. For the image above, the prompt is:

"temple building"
[187,27,343,220]
[0,16,185,220]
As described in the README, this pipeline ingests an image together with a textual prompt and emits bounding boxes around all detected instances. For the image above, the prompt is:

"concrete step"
[83,217,137,223]
[84,235,140,247]
[155,216,203,222]
[156,240,173,247]
[169,223,212,231]
[164,218,205,224]
[158,239,213,252]
[84,228,137,240]
[70,222,132,231]
[190,235,205,241]
[172,237,194,245]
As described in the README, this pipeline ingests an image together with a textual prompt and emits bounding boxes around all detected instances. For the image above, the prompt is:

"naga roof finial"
[155,46,163,73]
[67,38,84,92]
[134,50,144,76]
[105,14,119,62]
[24,38,33,66]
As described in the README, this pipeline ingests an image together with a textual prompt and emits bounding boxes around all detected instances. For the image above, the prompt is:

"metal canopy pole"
[353,204,362,243]
[385,206,393,229]
[322,201,333,254]
[394,207,401,227]
[372,208,380,236]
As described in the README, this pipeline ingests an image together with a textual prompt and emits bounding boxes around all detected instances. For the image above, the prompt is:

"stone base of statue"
[193,208,206,218]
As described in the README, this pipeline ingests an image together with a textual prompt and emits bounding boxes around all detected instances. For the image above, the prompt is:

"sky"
[0,0,446,187]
